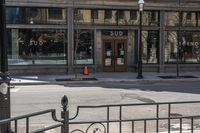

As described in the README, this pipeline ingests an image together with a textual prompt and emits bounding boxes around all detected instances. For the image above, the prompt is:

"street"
[10,81,200,132]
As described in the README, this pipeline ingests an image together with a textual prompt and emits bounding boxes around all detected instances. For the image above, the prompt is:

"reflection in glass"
[74,9,92,24]
[6,7,67,24]
[182,12,197,26]
[165,31,200,63]
[142,31,159,63]
[7,29,67,65]
[47,8,67,24]
[104,10,117,24]
[93,10,105,24]
[165,12,179,26]
[118,10,139,25]
[143,11,159,26]
[198,12,200,27]
[74,29,94,64]
[116,42,125,65]
[105,42,112,66]
[165,31,178,63]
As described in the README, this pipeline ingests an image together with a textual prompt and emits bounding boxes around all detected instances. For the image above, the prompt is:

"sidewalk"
[10,72,200,85]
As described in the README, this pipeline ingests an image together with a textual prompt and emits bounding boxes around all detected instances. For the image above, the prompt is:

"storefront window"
[165,12,179,26]
[74,29,94,64]
[6,7,67,24]
[142,31,159,64]
[165,31,178,63]
[182,12,197,26]
[165,31,200,63]
[142,11,159,26]
[74,9,92,24]
[7,29,67,65]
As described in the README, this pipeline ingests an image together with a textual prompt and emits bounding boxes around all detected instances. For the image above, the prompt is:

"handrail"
[30,124,63,133]
[77,101,200,108]
[68,115,200,124]
[0,109,62,124]
[70,100,200,120]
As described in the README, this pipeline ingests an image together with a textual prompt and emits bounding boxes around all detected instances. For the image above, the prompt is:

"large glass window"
[74,9,92,24]
[142,30,159,64]
[118,10,139,25]
[104,9,117,25]
[7,29,67,65]
[165,12,179,26]
[74,29,94,64]
[182,12,197,26]
[165,31,200,63]
[47,8,67,24]
[198,12,200,27]
[93,10,105,24]
[142,11,159,26]
[6,7,67,24]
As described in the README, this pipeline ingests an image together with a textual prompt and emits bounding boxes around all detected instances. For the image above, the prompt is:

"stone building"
[5,0,200,75]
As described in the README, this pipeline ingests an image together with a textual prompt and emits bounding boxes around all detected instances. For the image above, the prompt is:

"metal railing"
[1,96,200,133]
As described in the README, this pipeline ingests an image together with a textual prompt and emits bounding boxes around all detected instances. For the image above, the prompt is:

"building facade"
[5,0,200,75]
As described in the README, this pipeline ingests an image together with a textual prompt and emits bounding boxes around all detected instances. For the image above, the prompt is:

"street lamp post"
[137,0,144,79]
[0,0,11,132]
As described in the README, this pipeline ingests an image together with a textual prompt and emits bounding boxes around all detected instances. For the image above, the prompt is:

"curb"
[10,77,200,86]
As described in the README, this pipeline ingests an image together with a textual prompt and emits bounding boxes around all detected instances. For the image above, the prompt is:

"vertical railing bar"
[15,120,18,133]
[107,106,109,133]
[26,117,29,133]
[144,120,147,133]
[119,105,122,133]
[191,117,194,133]
[132,121,134,133]
[180,118,182,133]
[168,104,171,133]
[156,104,159,133]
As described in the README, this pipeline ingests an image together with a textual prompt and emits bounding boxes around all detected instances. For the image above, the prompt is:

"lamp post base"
[136,74,143,79]
[137,60,143,79]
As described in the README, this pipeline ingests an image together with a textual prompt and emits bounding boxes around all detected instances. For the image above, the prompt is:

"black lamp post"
[137,0,144,79]
[0,0,11,132]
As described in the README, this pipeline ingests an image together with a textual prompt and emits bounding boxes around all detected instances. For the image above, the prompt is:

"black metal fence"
[1,96,200,133]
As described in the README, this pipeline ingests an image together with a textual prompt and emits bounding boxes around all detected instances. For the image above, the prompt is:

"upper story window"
[165,12,179,26]
[74,9,92,24]
[104,10,112,19]
[182,12,197,26]
[118,10,124,19]
[165,11,198,27]
[6,7,67,24]
[92,10,98,20]
[142,11,159,26]
[130,11,138,20]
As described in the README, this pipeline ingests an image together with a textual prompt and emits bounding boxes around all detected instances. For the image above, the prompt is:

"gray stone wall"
[127,30,135,68]
[96,30,102,66]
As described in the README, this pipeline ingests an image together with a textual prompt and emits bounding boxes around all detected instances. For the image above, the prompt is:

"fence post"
[61,95,69,133]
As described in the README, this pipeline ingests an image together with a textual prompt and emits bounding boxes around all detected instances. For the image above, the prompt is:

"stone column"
[128,30,136,71]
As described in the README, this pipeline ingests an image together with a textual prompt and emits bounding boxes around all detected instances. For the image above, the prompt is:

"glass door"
[103,40,115,71]
[114,40,127,71]
[103,39,127,72]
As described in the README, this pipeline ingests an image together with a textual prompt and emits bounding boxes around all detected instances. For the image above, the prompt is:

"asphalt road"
[10,81,200,132]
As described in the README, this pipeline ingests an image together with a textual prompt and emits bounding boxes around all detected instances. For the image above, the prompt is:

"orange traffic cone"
[84,65,89,75]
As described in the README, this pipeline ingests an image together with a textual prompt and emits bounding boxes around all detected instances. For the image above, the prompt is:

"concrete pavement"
[10,72,200,85]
